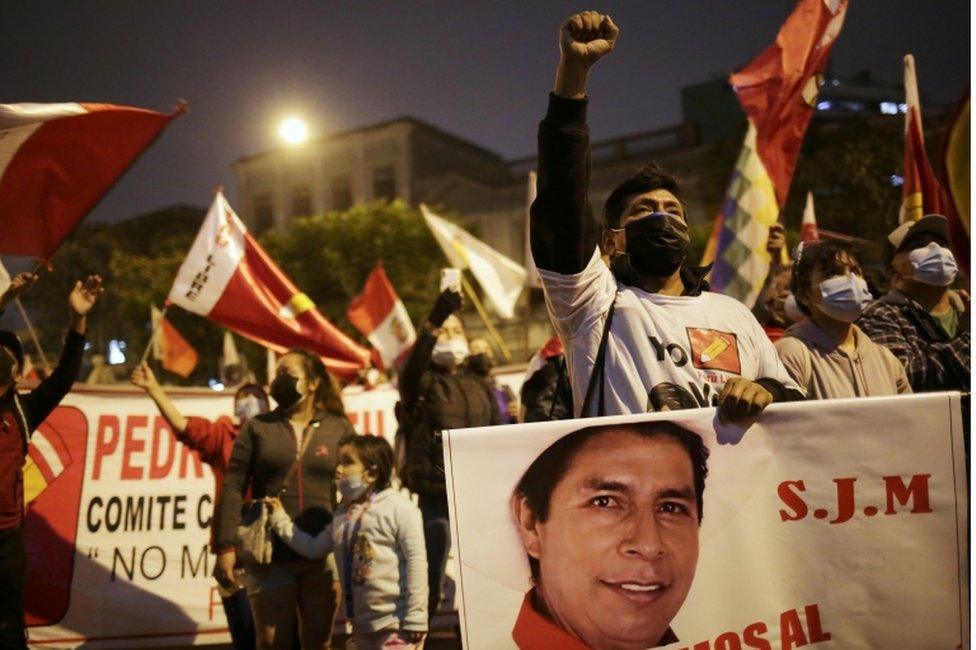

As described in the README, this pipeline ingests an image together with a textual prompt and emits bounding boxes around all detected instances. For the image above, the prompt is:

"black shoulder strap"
[580,297,617,418]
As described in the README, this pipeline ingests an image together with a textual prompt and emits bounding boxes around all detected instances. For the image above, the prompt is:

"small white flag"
[420,204,527,320]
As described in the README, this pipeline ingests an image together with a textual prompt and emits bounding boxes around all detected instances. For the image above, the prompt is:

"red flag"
[939,94,970,276]
[900,56,949,225]
[167,192,369,380]
[151,305,198,378]
[0,102,184,258]
[730,0,848,207]
[346,263,416,369]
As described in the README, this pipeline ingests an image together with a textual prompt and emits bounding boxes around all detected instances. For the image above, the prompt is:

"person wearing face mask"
[0,273,103,650]
[530,12,804,422]
[398,288,499,621]
[858,215,970,394]
[267,435,428,650]
[468,337,518,424]
[215,349,355,649]
[130,362,269,650]
[752,223,806,342]
[774,242,911,399]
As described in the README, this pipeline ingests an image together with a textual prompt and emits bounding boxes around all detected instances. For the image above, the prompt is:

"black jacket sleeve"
[23,328,85,431]
[530,93,600,275]
[400,328,437,408]
[215,420,254,551]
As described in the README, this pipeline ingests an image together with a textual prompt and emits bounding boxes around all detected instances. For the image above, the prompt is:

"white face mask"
[817,274,873,323]
[908,242,958,286]
[337,473,371,502]
[432,337,469,368]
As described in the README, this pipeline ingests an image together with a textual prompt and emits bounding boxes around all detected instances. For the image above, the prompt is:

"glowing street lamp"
[279,117,308,145]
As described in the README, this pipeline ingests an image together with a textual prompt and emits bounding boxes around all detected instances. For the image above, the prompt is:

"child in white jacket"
[268,434,428,650]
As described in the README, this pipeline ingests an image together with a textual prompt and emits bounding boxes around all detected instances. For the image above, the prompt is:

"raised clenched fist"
[559,11,619,67]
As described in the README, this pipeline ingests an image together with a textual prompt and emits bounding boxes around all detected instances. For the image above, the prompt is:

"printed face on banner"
[511,426,701,649]
[444,395,968,650]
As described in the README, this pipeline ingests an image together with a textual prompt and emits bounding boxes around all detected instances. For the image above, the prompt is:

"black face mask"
[270,374,303,410]
[0,354,15,387]
[466,353,493,377]
[611,212,690,280]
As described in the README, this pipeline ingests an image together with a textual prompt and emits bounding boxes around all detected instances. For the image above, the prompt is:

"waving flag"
[151,305,198,378]
[0,102,183,258]
[801,191,820,243]
[940,94,970,276]
[899,55,949,224]
[710,0,848,307]
[167,192,369,379]
[421,204,527,319]
[346,263,416,369]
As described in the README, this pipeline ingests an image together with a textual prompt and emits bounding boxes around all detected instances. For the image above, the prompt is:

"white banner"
[443,394,969,650]
[23,383,413,648]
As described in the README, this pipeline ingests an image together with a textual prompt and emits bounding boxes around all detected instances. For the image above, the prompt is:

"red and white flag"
[899,55,949,224]
[346,263,416,369]
[167,191,369,380]
[0,102,183,258]
[801,191,820,243]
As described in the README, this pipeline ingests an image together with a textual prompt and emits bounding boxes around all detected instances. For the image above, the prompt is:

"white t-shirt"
[539,250,803,416]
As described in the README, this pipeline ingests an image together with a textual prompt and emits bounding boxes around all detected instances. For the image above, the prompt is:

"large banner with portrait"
[443,393,969,650]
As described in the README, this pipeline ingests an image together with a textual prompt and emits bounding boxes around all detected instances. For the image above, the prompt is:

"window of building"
[373,166,397,201]
[332,175,353,211]
[254,193,274,233]
[291,184,312,217]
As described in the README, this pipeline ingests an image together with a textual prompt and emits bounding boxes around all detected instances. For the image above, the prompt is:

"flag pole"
[461,276,511,362]
[141,305,168,364]
[13,298,50,370]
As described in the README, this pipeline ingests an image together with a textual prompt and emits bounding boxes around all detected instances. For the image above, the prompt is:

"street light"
[278,116,308,145]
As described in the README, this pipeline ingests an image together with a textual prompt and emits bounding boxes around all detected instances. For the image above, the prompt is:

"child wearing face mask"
[267,435,428,650]
[774,241,911,399]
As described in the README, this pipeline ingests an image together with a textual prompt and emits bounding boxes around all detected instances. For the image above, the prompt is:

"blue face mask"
[908,242,958,286]
[818,274,873,323]
[337,473,371,502]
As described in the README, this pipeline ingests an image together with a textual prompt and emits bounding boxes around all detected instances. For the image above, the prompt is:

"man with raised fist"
[530,11,804,422]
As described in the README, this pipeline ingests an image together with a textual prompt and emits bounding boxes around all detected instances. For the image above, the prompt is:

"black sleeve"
[755,377,806,403]
[400,328,437,408]
[22,328,85,431]
[530,93,600,275]
[215,421,254,551]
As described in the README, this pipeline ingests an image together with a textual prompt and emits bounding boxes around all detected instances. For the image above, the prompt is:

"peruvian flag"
[899,55,949,224]
[346,263,416,369]
[151,305,199,378]
[730,0,849,207]
[801,191,820,243]
[167,191,369,379]
[0,102,184,258]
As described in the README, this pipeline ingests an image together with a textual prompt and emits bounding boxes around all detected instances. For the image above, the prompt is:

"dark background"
[1,1,969,225]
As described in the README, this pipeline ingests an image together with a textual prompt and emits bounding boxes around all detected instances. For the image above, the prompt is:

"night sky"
[1,1,969,229]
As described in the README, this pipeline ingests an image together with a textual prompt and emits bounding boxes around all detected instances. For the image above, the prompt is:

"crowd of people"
[0,10,968,650]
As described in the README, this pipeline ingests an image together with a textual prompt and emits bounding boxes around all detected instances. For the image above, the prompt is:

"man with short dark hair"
[530,11,804,419]
[858,214,970,393]
[0,273,103,649]
[511,420,708,649]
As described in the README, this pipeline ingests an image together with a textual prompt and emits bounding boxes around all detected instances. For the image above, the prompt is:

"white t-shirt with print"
[539,250,803,416]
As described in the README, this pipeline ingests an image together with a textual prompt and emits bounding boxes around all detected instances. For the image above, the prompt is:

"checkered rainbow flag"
[707,0,848,307]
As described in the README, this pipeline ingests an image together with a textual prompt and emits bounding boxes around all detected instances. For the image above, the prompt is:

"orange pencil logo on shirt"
[686,328,741,375]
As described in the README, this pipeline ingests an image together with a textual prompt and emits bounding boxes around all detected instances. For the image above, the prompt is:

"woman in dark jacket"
[215,349,354,649]
[399,289,499,620]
